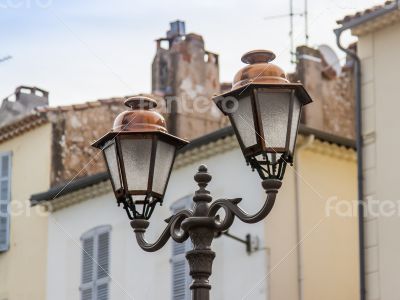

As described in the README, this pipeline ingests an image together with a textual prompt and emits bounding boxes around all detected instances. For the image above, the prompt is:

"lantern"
[213,50,312,179]
[92,96,188,219]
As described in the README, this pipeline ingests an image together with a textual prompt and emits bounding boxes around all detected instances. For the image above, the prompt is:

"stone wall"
[44,100,125,186]
[292,46,355,139]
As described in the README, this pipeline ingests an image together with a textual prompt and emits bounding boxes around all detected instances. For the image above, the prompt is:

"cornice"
[352,9,400,36]
[43,180,112,212]
[0,113,48,144]
[174,135,238,169]
[46,133,356,212]
[297,135,357,162]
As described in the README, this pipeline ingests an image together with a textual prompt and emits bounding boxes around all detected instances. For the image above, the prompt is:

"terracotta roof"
[0,93,167,144]
[337,1,399,25]
[34,93,166,113]
[0,112,48,143]
[0,97,124,144]
[34,97,125,113]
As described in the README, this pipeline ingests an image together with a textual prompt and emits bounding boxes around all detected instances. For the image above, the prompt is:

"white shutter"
[96,282,109,300]
[96,230,110,300]
[97,231,110,279]
[81,236,94,299]
[0,153,11,252]
[80,225,111,300]
[171,196,192,300]
[81,288,92,300]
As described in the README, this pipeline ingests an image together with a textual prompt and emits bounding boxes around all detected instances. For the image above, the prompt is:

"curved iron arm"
[129,165,283,300]
[131,178,282,251]
[208,179,282,231]
[131,209,192,252]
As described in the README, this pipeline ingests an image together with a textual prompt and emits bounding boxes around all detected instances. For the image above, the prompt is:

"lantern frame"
[92,96,188,219]
[213,50,313,180]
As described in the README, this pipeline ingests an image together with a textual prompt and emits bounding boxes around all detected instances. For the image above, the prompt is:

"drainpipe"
[294,134,314,300]
[334,27,365,300]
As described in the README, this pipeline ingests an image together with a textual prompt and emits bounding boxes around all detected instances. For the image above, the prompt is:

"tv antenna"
[0,55,12,64]
[264,0,309,64]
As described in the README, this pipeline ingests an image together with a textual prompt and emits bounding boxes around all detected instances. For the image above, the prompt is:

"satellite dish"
[318,44,341,78]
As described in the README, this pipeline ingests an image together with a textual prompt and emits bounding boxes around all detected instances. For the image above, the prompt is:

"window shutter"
[95,231,110,300]
[171,196,192,300]
[81,288,92,300]
[97,231,110,279]
[80,225,111,300]
[96,283,109,300]
[81,236,94,300]
[0,153,11,252]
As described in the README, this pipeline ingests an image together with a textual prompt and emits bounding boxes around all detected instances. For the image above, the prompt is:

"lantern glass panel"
[103,142,122,190]
[230,95,257,149]
[120,138,152,191]
[152,140,176,195]
[289,96,302,154]
[266,152,278,164]
[257,90,291,151]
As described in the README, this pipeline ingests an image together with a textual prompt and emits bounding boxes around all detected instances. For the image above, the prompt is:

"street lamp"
[92,96,188,219]
[213,50,312,180]
[92,50,312,300]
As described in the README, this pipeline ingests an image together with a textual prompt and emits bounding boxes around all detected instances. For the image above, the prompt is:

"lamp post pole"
[131,165,281,300]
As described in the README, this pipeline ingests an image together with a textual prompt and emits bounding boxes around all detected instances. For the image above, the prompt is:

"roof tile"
[337,1,397,24]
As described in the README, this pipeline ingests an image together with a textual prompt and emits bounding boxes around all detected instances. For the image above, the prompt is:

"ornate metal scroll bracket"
[130,208,192,252]
[130,164,282,300]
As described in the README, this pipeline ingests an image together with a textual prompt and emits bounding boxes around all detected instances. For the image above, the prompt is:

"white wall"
[358,21,400,300]
[47,148,269,300]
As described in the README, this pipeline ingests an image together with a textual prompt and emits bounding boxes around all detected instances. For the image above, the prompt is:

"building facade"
[0,22,228,299]
[0,18,364,300]
[32,126,359,300]
[337,2,400,300]
[0,113,51,300]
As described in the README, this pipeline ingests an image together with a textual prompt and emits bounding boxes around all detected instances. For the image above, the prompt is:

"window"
[170,196,192,300]
[0,152,11,252]
[80,225,111,300]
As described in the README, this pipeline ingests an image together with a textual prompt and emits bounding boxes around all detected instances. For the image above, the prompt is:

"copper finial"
[232,50,289,89]
[112,96,167,133]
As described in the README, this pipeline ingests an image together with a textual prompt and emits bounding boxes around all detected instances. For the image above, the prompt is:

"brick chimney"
[151,21,226,140]
[0,86,49,126]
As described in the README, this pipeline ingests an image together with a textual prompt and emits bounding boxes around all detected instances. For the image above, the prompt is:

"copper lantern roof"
[92,96,187,149]
[112,96,167,133]
[214,50,312,107]
[232,50,289,90]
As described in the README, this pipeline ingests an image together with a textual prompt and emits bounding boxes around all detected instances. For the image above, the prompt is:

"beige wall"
[264,156,299,300]
[0,124,51,300]
[265,141,359,300]
[357,20,400,300]
[298,146,359,300]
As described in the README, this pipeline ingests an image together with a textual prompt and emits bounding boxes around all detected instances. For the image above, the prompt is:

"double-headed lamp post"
[92,50,312,300]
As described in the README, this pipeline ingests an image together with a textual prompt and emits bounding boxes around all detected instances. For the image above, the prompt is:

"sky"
[0,0,386,106]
